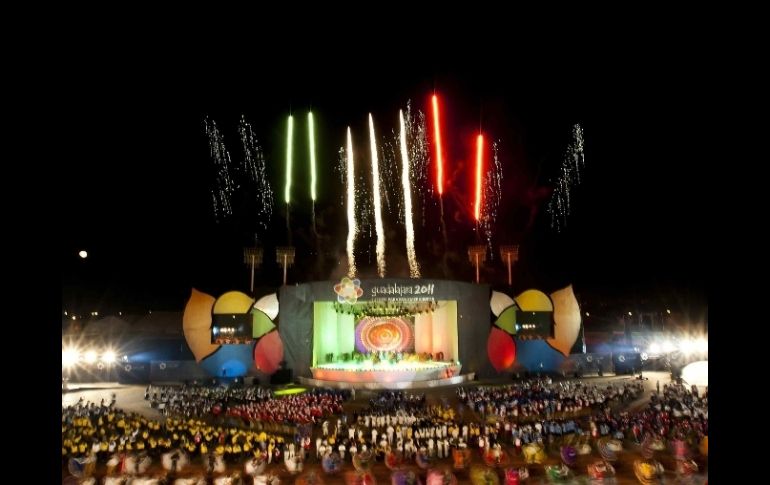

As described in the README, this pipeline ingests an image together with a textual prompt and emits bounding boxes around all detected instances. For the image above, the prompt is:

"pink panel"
[414,313,433,355]
[254,330,284,375]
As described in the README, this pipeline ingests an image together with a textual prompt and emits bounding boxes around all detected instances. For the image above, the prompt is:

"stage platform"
[298,363,475,390]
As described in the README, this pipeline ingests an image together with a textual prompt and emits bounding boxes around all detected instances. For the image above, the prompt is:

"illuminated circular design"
[355,317,413,353]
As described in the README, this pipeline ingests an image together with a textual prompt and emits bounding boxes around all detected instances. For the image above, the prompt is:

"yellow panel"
[213,291,255,315]
[515,289,553,312]
[182,288,220,362]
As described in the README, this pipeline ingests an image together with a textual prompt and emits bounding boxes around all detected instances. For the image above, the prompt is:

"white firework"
[404,101,432,227]
[400,109,421,278]
[547,123,586,232]
[238,116,274,237]
[346,127,357,278]
[205,117,235,221]
[369,114,386,277]
[482,140,504,256]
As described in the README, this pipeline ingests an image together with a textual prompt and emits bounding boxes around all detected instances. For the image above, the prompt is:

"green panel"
[496,305,518,334]
[313,302,339,366]
[337,313,355,357]
[251,309,276,338]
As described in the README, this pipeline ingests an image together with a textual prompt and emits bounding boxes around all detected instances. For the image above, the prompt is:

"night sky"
[62,56,706,318]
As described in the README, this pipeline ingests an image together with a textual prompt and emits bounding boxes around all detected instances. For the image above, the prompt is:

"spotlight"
[696,338,708,353]
[649,343,660,354]
[62,348,79,367]
[680,340,697,355]
[84,350,98,364]
[102,350,117,364]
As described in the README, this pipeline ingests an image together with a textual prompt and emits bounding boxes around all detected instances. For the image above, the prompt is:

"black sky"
[62,53,706,315]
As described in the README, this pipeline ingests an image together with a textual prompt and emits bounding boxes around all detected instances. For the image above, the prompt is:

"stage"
[310,360,461,384]
[299,372,475,390]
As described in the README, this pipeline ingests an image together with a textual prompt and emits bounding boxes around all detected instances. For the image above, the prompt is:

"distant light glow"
[84,350,98,364]
[696,338,708,353]
[62,348,79,367]
[78,250,88,259]
[102,350,116,364]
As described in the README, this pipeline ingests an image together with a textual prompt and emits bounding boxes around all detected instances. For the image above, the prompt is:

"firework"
[431,94,445,196]
[346,127,357,277]
[482,140,503,255]
[205,117,234,222]
[285,115,294,204]
[399,110,421,278]
[547,123,586,232]
[308,111,317,202]
[238,116,274,237]
[369,114,386,277]
[405,102,431,227]
[475,134,484,221]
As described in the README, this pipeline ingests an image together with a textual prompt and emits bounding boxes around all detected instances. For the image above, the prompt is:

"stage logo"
[334,277,363,304]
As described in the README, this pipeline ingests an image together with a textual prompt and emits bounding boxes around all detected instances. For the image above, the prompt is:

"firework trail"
[336,147,346,204]
[346,127,358,278]
[571,123,585,183]
[400,109,421,278]
[475,134,484,223]
[379,135,398,217]
[432,95,445,197]
[404,101,431,228]
[431,94,450,275]
[482,140,503,257]
[238,116,274,239]
[369,114,386,277]
[284,115,294,240]
[308,111,318,234]
[205,117,235,222]
[547,123,586,232]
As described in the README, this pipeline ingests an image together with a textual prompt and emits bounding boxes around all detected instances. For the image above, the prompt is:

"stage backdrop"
[279,279,495,379]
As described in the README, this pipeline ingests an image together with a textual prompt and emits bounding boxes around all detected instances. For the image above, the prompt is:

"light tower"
[243,246,263,295]
[276,247,296,286]
[468,245,487,284]
[499,245,520,286]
